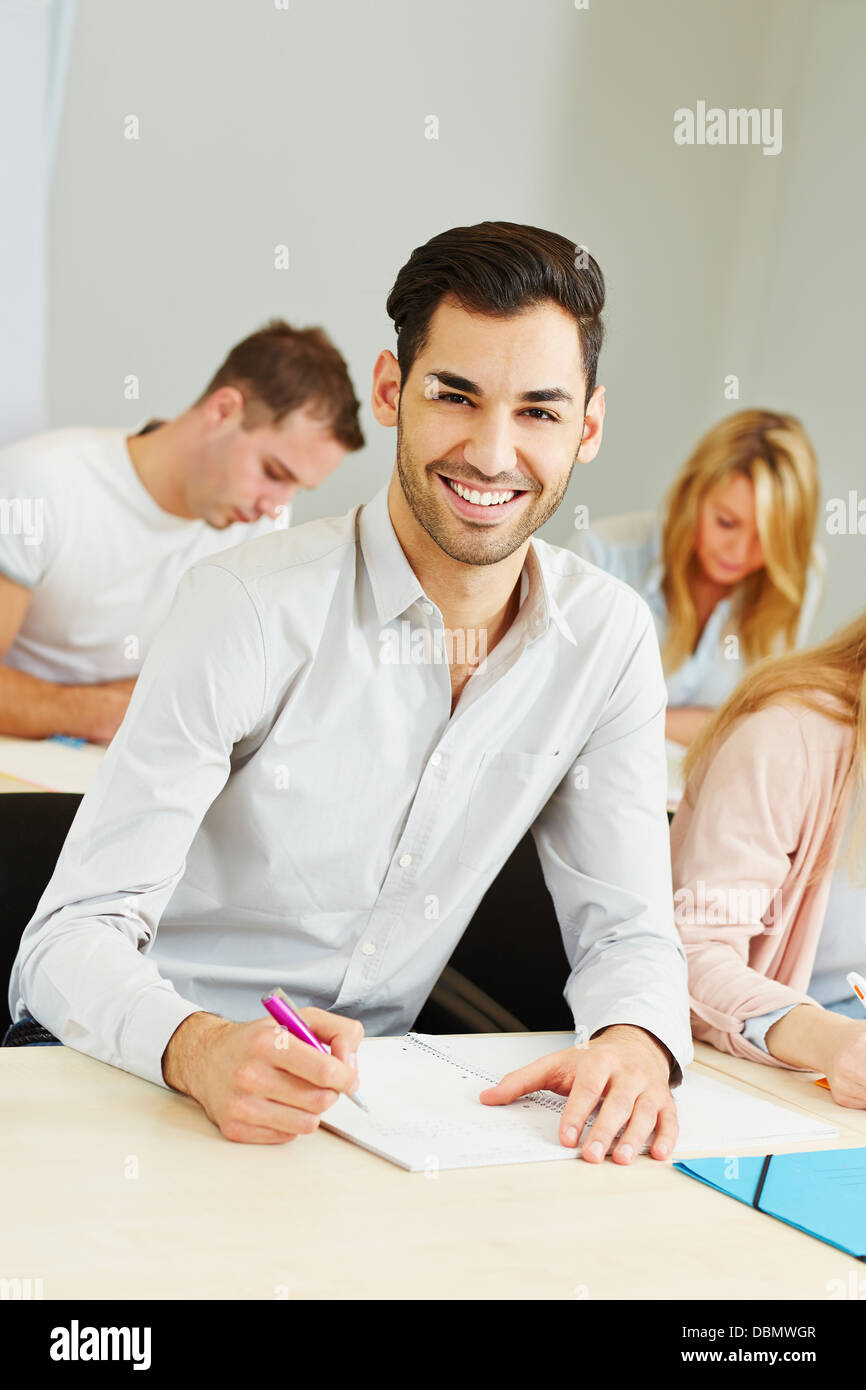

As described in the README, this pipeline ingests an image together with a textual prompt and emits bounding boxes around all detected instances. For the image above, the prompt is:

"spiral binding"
[406,1033,565,1113]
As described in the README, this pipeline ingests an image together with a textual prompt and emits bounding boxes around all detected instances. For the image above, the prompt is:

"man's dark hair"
[386,221,605,410]
[197,319,364,451]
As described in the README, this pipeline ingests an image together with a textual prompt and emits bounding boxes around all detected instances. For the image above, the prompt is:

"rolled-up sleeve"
[9,561,268,1087]
[532,607,693,1085]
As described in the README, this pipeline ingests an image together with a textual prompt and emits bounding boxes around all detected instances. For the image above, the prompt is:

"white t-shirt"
[0,427,281,682]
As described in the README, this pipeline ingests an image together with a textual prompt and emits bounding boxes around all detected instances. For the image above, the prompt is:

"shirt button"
[430,751,442,767]
[399,853,413,868]
[419,600,434,615]
[361,941,377,957]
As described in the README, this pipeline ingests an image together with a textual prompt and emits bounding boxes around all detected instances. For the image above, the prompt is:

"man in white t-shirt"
[0,319,364,742]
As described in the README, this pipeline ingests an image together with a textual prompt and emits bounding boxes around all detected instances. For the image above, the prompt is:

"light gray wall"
[1,0,46,446]
[47,0,865,636]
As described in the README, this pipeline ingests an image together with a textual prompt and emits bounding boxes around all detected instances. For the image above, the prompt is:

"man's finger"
[479,1057,564,1107]
[300,1008,364,1084]
[222,1125,298,1146]
[647,1101,679,1161]
[223,1094,325,1142]
[266,1027,357,1094]
[575,1087,636,1162]
[328,1031,364,1075]
[557,1071,611,1148]
[298,1006,365,1055]
[260,1070,343,1115]
[610,1094,664,1164]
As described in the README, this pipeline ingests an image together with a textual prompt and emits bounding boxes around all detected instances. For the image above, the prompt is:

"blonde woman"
[670,612,866,1107]
[572,410,823,747]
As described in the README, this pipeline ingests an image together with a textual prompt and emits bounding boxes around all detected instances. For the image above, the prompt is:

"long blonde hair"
[660,409,819,676]
[682,610,866,883]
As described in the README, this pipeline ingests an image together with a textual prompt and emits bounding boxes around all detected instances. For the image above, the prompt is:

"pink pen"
[262,987,369,1113]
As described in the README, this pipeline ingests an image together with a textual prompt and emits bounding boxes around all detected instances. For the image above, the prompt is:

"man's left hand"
[479,1024,678,1164]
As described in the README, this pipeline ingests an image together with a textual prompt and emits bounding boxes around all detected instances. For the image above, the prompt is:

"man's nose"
[259,487,297,518]
[462,412,518,476]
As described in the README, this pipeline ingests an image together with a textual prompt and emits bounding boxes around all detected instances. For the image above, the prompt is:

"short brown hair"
[197,319,364,450]
[386,221,605,411]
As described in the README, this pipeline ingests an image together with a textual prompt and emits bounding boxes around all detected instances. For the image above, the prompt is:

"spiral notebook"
[320,1032,837,1172]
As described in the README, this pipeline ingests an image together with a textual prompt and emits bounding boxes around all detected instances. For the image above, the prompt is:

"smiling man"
[0,319,362,741]
[9,222,693,1162]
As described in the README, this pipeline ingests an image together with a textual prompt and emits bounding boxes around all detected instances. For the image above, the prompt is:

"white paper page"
[673,1071,837,1151]
[322,1035,576,1171]
[428,1032,838,1153]
[323,1033,837,1172]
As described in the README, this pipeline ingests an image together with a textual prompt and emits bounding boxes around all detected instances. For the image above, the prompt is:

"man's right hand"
[161,1008,365,1143]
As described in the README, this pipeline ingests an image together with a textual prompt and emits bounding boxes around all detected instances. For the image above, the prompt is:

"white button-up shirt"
[10,484,692,1088]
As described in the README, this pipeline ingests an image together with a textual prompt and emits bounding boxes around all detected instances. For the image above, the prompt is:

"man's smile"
[435,470,533,522]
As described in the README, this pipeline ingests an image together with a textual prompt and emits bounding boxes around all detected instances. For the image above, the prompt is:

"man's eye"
[435,395,556,421]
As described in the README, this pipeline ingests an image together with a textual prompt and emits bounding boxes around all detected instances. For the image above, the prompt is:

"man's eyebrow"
[426,370,574,405]
[426,370,484,396]
[519,386,574,405]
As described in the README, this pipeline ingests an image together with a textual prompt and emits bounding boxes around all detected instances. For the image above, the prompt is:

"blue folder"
[674,1148,866,1260]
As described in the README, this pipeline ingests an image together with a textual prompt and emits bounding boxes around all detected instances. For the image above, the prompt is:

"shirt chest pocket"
[457,749,565,873]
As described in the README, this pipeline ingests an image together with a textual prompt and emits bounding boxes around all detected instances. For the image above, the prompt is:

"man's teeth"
[446,478,516,507]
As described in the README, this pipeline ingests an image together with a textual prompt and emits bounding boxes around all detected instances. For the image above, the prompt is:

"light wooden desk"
[0,770,34,793]
[0,735,104,794]
[2,1037,864,1300]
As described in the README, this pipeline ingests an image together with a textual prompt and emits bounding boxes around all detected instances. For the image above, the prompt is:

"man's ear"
[202,385,246,433]
[371,350,402,427]
[576,384,605,463]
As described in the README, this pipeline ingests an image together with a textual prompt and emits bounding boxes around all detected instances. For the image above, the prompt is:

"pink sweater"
[670,697,857,1069]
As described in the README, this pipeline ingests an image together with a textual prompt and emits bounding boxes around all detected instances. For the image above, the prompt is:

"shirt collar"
[358,481,577,648]
[519,542,580,649]
[359,484,426,625]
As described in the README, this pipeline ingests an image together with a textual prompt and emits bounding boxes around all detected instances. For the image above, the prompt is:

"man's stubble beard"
[395,411,574,567]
